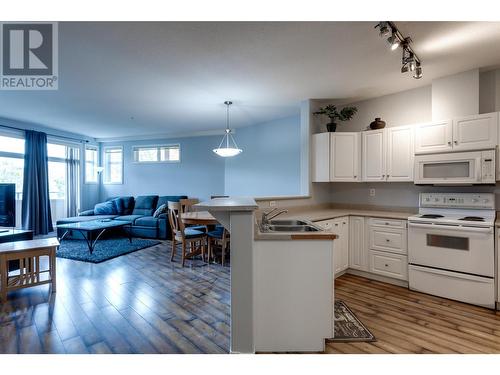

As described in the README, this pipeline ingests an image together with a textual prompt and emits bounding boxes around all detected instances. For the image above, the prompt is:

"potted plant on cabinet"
[313,104,358,132]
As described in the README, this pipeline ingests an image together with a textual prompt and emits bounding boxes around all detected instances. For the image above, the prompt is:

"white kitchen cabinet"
[330,132,361,182]
[386,125,414,182]
[312,133,330,182]
[316,217,349,275]
[415,113,498,155]
[348,216,368,271]
[452,112,498,151]
[362,129,386,182]
[367,217,408,281]
[414,120,453,154]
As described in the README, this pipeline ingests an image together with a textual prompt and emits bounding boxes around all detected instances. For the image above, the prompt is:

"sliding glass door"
[0,133,81,228]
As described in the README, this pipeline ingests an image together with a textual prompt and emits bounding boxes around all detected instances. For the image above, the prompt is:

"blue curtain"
[22,130,53,235]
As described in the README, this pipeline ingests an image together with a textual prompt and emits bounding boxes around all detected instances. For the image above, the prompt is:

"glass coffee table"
[57,219,133,254]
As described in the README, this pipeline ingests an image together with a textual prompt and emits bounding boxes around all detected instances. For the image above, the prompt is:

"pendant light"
[213,101,242,157]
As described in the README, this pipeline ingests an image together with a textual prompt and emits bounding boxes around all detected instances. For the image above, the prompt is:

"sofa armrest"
[157,213,168,219]
[79,209,95,216]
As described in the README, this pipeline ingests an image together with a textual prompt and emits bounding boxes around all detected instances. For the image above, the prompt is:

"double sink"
[260,219,322,233]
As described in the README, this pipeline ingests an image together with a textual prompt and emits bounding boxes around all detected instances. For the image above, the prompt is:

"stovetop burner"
[419,214,444,219]
[459,216,485,222]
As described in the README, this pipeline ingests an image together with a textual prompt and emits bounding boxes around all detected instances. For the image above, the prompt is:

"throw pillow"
[94,201,118,215]
[153,203,168,218]
[111,197,124,215]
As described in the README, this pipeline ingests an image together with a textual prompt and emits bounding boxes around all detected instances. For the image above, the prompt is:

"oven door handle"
[408,222,493,234]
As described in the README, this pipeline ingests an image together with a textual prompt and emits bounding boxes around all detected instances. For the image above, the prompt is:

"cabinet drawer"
[369,218,406,229]
[369,226,407,254]
[369,250,408,281]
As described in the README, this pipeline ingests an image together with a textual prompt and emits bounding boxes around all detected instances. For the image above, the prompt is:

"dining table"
[180,211,219,226]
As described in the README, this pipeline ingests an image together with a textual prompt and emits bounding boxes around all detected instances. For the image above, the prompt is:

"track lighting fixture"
[376,22,423,80]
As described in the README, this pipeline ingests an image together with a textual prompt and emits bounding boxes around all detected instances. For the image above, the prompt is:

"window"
[0,135,81,227]
[133,144,180,163]
[103,146,123,184]
[85,145,99,183]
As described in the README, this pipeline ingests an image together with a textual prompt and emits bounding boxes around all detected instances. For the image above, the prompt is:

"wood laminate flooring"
[0,241,230,354]
[3,243,500,354]
[326,274,500,354]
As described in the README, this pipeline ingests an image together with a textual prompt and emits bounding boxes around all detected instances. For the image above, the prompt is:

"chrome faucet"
[261,208,288,225]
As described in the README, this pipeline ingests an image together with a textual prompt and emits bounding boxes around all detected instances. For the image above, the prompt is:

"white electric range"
[408,193,496,308]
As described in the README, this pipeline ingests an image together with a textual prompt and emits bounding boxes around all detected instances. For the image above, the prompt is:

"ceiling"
[2,21,500,140]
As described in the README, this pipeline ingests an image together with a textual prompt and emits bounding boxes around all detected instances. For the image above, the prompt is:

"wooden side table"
[0,238,59,302]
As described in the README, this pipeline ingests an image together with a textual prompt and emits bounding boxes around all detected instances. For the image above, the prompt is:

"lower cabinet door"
[369,250,408,281]
[348,216,368,271]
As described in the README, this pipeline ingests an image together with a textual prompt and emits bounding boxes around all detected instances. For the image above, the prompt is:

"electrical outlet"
[269,201,277,207]
[369,189,376,197]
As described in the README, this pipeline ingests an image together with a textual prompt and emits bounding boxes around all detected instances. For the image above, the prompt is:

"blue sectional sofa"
[56,195,188,240]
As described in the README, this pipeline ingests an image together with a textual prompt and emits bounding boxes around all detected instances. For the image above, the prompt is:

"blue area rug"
[57,237,161,263]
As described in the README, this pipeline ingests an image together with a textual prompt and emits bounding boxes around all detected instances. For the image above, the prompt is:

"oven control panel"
[419,193,495,209]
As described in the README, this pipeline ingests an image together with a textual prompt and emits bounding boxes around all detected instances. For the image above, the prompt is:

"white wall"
[432,69,479,121]
[312,85,432,134]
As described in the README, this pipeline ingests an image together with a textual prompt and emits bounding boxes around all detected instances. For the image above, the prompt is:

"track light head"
[387,33,400,51]
[413,65,423,79]
[407,53,416,71]
[376,22,391,37]
[401,64,409,73]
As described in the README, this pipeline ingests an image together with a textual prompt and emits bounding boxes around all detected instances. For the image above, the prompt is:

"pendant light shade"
[213,101,242,157]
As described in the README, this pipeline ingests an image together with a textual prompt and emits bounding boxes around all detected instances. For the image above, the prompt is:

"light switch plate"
[269,201,277,207]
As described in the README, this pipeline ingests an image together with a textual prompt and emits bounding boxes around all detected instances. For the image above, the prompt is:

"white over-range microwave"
[414,150,496,185]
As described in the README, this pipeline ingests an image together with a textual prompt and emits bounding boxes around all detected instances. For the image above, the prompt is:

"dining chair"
[179,198,207,233]
[167,201,207,267]
[180,198,199,213]
[207,226,230,266]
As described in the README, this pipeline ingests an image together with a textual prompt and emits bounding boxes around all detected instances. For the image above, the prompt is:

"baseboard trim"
[345,268,409,288]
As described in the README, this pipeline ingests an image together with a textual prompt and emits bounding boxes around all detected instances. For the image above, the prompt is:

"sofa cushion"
[57,215,118,225]
[156,195,188,209]
[106,196,135,215]
[115,214,144,223]
[134,216,159,228]
[79,209,95,216]
[132,195,159,216]
[94,201,117,215]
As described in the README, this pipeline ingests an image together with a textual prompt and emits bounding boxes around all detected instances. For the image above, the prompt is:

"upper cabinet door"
[330,132,361,181]
[312,133,330,182]
[414,120,453,154]
[362,129,386,182]
[452,112,498,152]
[386,125,414,182]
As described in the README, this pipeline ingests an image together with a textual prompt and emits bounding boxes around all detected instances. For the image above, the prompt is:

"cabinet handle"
[385,264,389,267]
[386,239,390,242]
[448,141,452,146]
[454,140,458,145]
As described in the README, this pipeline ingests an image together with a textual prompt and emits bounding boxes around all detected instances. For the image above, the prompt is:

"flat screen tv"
[0,183,15,228]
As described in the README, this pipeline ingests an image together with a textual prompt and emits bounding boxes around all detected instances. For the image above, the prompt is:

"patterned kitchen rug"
[328,300,376,342]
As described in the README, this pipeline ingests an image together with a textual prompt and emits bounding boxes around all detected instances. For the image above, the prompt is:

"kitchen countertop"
[253,205,414,240]
[278,207,414,222]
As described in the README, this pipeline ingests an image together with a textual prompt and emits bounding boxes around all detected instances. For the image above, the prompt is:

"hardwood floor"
[3,244,500,355]
[0,241,230,354]
[326,274,500,354]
